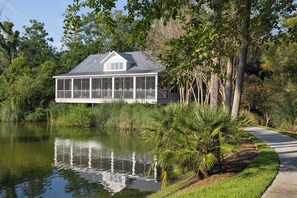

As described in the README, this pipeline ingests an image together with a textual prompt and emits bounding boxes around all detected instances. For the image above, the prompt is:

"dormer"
[101,51,135,72]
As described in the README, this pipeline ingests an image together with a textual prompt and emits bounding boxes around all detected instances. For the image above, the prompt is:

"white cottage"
[53,51,179,104]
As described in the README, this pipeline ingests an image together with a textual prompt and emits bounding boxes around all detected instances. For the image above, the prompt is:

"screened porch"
[56,75,169,103]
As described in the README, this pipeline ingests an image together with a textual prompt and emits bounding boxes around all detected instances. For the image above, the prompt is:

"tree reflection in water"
[0,123,160,197]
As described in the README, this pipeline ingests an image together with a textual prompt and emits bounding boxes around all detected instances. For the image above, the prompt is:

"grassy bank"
[48,102,158,129]
[149,134,279,198]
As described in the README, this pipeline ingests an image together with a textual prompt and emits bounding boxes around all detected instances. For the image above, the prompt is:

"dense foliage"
[241,15,297,131]
[149,134,279,198]
[145,104,244,187]
[48,102,157,129]
[64,0,296,117]
[0,11,139,122]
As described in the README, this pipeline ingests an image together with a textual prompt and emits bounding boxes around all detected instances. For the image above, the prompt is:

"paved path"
[244,127,297,198]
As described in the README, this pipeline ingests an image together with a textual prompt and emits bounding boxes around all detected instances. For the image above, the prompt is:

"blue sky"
[0,0,126,50]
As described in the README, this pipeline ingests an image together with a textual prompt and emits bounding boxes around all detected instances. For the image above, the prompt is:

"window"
[92,78,112,98]
[57,79,71,98]
[105,62,124,71]
[73,78,90,98]
[136,76,156,99]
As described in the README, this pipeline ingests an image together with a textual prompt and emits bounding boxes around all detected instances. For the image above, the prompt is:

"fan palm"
[145,104,243,187]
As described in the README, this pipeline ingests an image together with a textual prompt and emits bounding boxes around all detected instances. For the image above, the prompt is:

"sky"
[0,0,126,50]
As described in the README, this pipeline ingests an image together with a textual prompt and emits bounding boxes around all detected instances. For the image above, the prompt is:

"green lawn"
[148,172,195,198]
[149,134,279,198]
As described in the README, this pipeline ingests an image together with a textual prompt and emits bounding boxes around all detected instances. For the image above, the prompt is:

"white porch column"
[71,78,74,98]
[90,78,92,99]
[133,76,136,99]
[55,78,57,99]
[155,75,158,100]
[112,77,115,99]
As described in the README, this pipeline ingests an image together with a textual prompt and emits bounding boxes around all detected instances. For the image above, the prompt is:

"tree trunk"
[210,0,221,108]
[210,73,219,108]
[225,57,233,113]
[231,0,251,117]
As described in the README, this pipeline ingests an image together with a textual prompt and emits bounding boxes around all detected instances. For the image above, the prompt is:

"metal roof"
[58,51,164,77]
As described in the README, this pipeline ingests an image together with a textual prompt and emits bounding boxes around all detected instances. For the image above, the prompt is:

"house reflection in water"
[54,138,160,193]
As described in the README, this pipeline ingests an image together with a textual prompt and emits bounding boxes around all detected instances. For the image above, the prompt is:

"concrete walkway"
[244,127,297,198]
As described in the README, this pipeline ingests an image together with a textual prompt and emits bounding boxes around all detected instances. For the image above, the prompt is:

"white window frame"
[104,62,126,71]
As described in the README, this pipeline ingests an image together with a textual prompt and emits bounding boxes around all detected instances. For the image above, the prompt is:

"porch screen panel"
[146,76,155,99]
[57,79,64,98]
[92,78,101,98]
[114,78,124,98]
[102,78,112,98]
[82,79,90,98]
[124,77,133,99]
[136,77,145,99]
[57,79,72,98]
[64,79,71,98]
[74,79,82,98]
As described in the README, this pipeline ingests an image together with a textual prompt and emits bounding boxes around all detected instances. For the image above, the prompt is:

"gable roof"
[58,51,164,77]
[99,51,135,64]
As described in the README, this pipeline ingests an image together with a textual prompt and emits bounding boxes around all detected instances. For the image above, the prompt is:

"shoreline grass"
[48,102,157,129]
[149,133,279,198]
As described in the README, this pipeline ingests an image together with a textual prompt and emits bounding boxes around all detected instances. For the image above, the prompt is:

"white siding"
[103,54,127,71]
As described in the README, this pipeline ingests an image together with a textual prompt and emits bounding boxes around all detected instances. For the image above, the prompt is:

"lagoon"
[0,123,160,197]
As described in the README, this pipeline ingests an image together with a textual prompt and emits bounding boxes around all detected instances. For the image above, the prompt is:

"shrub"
[92,101,125,128]
[92,102,155,130]
[272,88,297,131]
[59,104,93,127]
[48,102,70,122]
[0,101,22,122]
[25,107,47,122]
[145,104,243,187]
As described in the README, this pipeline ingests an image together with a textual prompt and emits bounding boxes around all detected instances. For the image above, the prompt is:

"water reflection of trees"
[0,123,157,197]
[50,126,152,153]
[1,161,52,196]
[0,123,50,143]
[0,123,53,197]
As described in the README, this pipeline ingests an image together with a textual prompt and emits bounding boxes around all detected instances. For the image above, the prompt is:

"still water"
[0,123,160,197]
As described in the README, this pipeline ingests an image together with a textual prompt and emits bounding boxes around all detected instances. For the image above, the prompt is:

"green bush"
[25,107,47,122]
[0,101,22,122]
[92,101,125,128]
[272,88,297,131]
[92,102,156,130]
[48,102,156,129]
[145,104,244,187]
[59,104,93,127]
